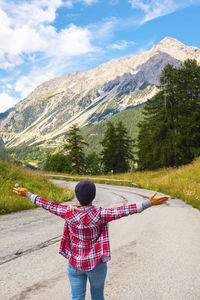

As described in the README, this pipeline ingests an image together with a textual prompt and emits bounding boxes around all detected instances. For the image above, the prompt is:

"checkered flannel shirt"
[27,193,151,271]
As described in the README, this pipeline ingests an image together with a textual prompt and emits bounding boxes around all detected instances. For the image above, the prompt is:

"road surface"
[0,180,200,300]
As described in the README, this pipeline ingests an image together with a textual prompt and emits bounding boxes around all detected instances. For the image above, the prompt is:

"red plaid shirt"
[34,196,141,271]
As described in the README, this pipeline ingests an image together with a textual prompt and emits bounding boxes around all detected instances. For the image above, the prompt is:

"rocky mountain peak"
[154,36,184,48]
[152,36,200,62]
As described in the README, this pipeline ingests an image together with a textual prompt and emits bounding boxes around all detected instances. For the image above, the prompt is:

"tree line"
[44,121,135,174]
[44,59,200,174]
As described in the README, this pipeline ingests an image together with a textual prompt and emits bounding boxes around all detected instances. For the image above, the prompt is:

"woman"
[13,180,169,300]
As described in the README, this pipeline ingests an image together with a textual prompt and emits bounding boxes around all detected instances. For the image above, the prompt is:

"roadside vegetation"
[0,160,74,214]
[48,157,200,211]
[102,157,200,210]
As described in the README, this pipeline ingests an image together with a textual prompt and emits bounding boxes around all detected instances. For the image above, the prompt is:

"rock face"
[0,37,199,148]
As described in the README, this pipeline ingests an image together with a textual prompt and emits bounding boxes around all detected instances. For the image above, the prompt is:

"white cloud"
[90,18,119,41]
[128,0,199,24]
[0,0,98,70]
[65,1,73,8]
[0,92,19,113]
[1,0,63,27]
[46,24,97,56]
[0,0,118,107]
[83,0,98,4]
[129,0,150,12]
[61,0,99,8]
[0,0,106,111]
[110,40,136,50]
[10,23,99,99]
[0,7,10,27]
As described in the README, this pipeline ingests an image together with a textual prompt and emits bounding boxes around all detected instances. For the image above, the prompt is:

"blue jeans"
[67,259,107,300]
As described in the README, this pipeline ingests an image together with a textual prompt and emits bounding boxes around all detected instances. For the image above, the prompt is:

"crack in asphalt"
[98,185,149,200]
[110,191,128,205]
[0,235,62,266]
[9,273,63,300]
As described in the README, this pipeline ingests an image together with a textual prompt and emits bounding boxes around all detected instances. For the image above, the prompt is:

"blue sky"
[0,0,200,112]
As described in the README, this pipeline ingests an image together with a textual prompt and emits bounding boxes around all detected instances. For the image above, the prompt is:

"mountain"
[0,37,200,149]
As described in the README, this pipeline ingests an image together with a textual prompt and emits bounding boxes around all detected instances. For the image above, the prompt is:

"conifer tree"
[64,124,88,174]
[115,121,135,173]
[101,121,135,173]
[100,122,118,173]
[138,59,200,170]
[175,59,200,163]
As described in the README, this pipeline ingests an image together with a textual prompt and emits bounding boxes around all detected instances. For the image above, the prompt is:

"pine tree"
[100,122,118,173]
[64,124,88,174]
[175,59,200,163]
[137,92,170,169]
[101,121,135,173]
[137,59,200,170]
[115,121,135,173]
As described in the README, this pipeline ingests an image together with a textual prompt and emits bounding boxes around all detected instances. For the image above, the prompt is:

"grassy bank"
[48,157,200,211]
[99,158,200,210]
[0,160,74,214]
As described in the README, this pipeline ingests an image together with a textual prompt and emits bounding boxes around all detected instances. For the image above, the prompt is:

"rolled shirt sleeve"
[100,200,152,223]
[26,192,72,219]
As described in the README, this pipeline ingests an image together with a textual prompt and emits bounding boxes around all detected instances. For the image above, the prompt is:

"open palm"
[149,192,169,205]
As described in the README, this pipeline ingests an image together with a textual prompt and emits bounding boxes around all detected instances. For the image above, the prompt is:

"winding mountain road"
[0,180,200,300]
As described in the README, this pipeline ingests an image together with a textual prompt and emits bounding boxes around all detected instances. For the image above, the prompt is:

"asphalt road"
[0,180,200,300]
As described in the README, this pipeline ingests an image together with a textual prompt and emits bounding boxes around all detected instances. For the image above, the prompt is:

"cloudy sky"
[0,0,200,112]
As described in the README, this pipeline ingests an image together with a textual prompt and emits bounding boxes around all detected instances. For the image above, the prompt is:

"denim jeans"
[67,259,107,300]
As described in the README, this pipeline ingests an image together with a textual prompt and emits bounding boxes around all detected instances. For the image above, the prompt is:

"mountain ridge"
[0,37,199,148]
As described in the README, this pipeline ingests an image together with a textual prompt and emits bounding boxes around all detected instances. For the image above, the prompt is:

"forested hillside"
[6,104,144,166]
[81,104,144,154]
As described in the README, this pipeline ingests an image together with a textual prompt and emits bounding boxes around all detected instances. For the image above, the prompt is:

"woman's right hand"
[13,187,28,197]
[149,192,169,205]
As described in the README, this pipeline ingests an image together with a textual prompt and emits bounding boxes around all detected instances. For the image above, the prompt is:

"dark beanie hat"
[75,180,96,206]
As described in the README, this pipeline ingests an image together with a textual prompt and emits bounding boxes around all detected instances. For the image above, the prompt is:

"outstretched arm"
[13,187,73,220]
[100,193,169,223]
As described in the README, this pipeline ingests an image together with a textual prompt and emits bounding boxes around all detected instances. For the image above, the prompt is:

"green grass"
[0,160,74,214]
[49,157,200,211]
[96,158,200,210]
[3,156,199,214]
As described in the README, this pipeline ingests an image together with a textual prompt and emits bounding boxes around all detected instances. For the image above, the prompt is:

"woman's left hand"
[149,192,169,205]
